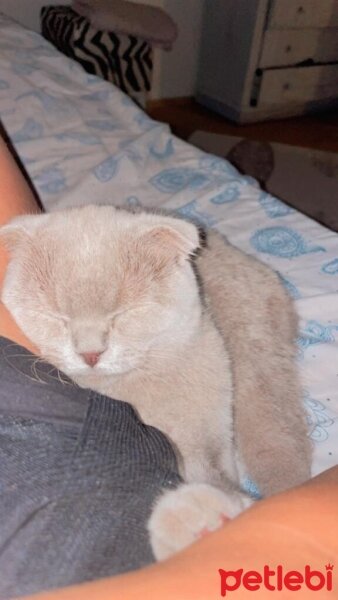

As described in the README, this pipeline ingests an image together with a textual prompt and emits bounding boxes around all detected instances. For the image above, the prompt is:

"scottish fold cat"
[0,205,311,559]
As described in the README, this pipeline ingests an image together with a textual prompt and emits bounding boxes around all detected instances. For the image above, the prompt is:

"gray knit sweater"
[0,337,181,598]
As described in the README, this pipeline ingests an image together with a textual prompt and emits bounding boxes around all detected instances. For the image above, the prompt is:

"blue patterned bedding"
[0,13,337,477]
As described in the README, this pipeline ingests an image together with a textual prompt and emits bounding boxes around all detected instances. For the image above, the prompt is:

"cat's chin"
[65,363,136,382]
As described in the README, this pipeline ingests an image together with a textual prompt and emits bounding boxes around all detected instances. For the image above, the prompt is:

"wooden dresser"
[196,0,338,122]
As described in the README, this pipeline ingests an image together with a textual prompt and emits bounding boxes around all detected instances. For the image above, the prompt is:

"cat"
[0,205,311,560]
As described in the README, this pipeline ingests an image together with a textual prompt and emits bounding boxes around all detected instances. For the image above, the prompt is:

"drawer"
[258,64,338,104]
[260,28,338,68]
[268,0,338,29]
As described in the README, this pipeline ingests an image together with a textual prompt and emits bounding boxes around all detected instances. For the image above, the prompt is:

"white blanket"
[0,13,337,478]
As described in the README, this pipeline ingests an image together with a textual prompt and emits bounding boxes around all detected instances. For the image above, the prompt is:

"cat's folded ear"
[0,213,50,251]
[139,215,200,264]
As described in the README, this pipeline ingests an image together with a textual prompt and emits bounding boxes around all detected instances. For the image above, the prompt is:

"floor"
[147,99,338,154]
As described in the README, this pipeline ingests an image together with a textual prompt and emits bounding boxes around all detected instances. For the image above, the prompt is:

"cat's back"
[196,230,297,343]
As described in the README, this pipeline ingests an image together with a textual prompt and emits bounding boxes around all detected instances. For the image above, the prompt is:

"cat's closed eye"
[48,312,70,327]
[110,305,154,325]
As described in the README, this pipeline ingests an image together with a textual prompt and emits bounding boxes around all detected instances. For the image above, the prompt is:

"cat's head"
[0,205,201,378]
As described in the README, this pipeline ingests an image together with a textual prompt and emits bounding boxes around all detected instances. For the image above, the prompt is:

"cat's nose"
[81,351,103,367]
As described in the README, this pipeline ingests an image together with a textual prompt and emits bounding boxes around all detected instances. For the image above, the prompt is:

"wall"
[0,0,204,99]
[0,0,71,32]
[155,0,205,99]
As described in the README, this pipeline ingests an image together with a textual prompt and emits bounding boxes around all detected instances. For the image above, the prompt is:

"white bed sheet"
[0,13,337,479]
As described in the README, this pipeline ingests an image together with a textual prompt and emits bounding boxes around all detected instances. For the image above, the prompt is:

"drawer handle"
[285,45,292,53]
[297,6,305,14]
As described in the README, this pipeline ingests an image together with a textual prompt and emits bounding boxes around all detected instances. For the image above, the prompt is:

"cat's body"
[0,205,311,559]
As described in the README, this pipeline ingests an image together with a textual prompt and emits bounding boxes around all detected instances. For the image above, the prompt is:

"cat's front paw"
[148,483,253,561]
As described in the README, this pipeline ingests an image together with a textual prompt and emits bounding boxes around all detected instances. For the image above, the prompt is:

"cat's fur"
[0,205,311,559]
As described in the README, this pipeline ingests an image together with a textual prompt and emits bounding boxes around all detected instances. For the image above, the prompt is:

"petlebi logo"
[219,564,334,596]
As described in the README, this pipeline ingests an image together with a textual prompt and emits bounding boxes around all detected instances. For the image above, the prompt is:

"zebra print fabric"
[40,6,153,107]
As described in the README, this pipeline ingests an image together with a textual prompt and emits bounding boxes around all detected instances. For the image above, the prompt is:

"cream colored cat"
[0,205,311,560]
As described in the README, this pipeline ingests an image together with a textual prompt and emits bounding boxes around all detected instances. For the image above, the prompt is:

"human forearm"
[0,134,40,352]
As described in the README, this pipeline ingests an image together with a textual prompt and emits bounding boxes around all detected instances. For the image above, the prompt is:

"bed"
[0,12,337,485]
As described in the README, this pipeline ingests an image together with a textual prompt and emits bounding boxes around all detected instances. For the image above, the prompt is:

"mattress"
[0,13,337,479]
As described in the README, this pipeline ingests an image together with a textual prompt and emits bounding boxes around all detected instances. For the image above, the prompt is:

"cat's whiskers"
[43,365,73,386]
[30,357,50,384]
[1,345,48,383]
[5,343,73,386]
